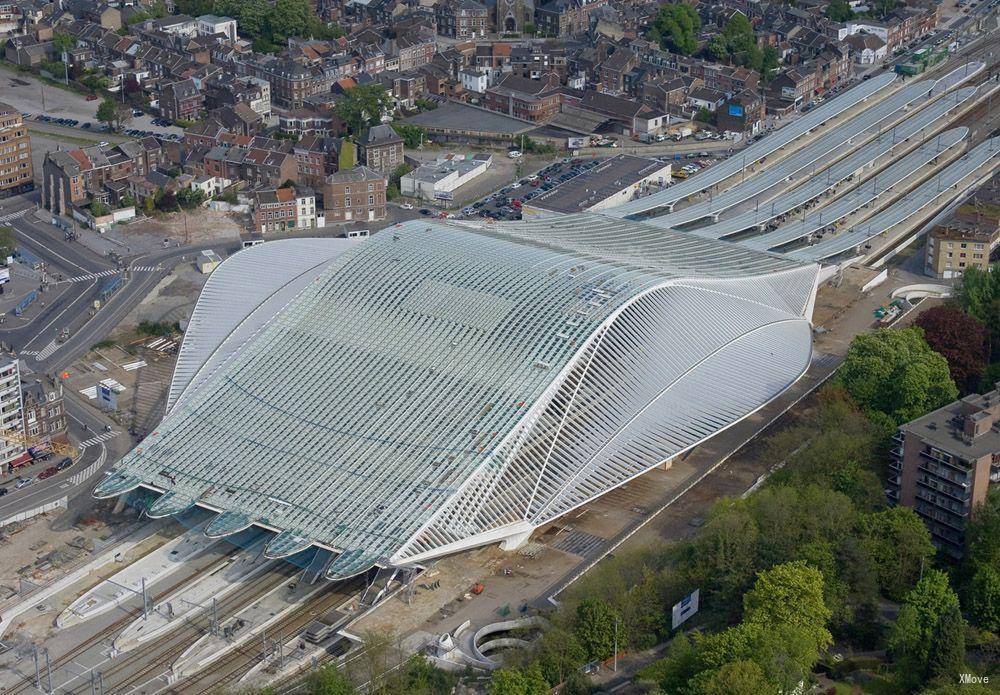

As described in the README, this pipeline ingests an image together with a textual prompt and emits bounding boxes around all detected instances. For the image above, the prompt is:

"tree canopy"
[647,3,701,56]
[914,305,988,392]
[839,327,958,425]
[333,85,395,138]
[888,570,964,688]
[209,0,344,52]
[825,0,855,22]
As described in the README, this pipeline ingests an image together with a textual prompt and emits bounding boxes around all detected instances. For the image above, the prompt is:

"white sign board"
[672,588,699,630]
[98,383,118,412]
[0,267,9,285]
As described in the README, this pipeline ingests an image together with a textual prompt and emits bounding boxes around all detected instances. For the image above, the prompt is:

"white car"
[527,174,538,181]
[507,150,522,158]
[399,203,414,210]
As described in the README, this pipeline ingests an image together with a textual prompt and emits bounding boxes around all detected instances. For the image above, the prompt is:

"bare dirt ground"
[108,209,243,255]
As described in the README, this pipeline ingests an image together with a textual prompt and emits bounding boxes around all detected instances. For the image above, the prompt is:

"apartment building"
[359,124,404,175]
[0,357,25,475]
[888,386,1000,558]
[0,102,34,198]
[323,166,387,222]
[22,378,67,444]
[435,0,489,39]
[925,221,999,279]
[253,187,318,233]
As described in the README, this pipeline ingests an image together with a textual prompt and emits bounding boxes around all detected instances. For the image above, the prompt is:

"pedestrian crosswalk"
[34,339,59,362]
[61,266,163,283]
[64,269,124,283]
[79,430,120,449]
[0,208,29,224]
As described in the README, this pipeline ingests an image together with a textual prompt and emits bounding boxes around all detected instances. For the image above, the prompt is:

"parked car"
[0,487,7,497]
[419,209,432,215]
[507,150,522,158]
[15,476,34,489]
[57,457,74,471]
[38,467,59,480]
[399,203,413,210]
[86,93,98,101]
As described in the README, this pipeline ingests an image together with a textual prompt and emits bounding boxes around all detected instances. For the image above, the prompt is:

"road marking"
[131,265,164,272]
[63,269,122,283]
[0,209,29,224]
[34,339,59,361]
[79,431,120,449]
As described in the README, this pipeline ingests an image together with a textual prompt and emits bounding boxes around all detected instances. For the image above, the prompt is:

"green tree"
[742,561,832,657]
[52,32,75,54]
[968,565,1000,633]
[535,626,586,686]
[825,0,855,22]
[689,660,776,695]
[839,327,958,425]
[401,653,457,694]
[888,570,961,685]
[574,598,619,662]
[647,3,701,56]
[760,44,779,81]
[927,603,966,683]
[489,667,527,695]
[333,85,395,137]
[956,264,1000,363]
[859,506,935,601]
[695,107,712,123]
[89,201,110,217]
[391,123,425,149]
[96,98,119,129]
[305,663,355,694]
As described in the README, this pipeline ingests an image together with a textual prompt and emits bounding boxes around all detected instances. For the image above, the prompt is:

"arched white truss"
[95,216,819,579]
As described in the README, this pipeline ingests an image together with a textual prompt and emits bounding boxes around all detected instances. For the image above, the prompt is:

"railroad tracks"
[166,579,363,695]
[58,564,299,695]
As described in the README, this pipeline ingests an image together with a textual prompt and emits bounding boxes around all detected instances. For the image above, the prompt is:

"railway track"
[2,544,241,695]
[58,563,299,695]
[165,578,363,695]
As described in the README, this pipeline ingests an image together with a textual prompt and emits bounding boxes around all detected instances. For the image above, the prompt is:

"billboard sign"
[728,104,744,118]
[99,383,118,412]
[672,589,700,629]
[567,136,587,149]
[0,267,9,285]
[433,190,454,201]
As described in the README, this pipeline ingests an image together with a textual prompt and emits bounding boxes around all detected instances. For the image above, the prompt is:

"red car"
[86,93,98,101]
[38,466,59,480]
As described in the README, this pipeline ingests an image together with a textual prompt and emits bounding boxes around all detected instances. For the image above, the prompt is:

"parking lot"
[467,157,607,221]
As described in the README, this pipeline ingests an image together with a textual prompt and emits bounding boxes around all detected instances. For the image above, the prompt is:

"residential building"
[483,73,562,122]
[534,0,608,38]
[294,135,342,192]
[843,32,887,64]
[196,14,237,42]
[358,124,404,175]
[21,378,67,444]
[324,166,387,222]
[253,186,319,233]
[0,357,24,475]
[160,78,205,122]
[716,90,766,137]
[0,102,33,198]
[924,221,999,279]
[888,386,1000,557]
[43,140,165,215]
[435,0,489,39]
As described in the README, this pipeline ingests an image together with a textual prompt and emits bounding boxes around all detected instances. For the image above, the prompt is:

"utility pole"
[211,598,219,636]
[44,647,52,694]
[142,577,148,620]
[33,644,40,690]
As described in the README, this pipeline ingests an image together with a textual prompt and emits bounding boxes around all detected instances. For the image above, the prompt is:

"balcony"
[917,477,970,504]
[914,490,969,518]
[917,461,968,487]
[915,504,966,533]
[919,448,968,474]
[888,459,901,472]
[892,430,906,444]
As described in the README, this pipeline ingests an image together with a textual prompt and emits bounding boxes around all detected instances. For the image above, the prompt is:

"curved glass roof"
[100,216,817,573]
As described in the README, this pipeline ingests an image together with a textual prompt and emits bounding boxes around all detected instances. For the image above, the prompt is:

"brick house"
[323,166,387,222]
[358,124,405,175]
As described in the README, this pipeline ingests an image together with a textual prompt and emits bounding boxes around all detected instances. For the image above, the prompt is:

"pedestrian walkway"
[131,265,163,272]
[62,269,124,283]
[0,208,29,224]
[79,430,121,449]
[34,339,59,362]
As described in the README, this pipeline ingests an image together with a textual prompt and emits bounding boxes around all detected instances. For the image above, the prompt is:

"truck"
[673,127,693,141]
